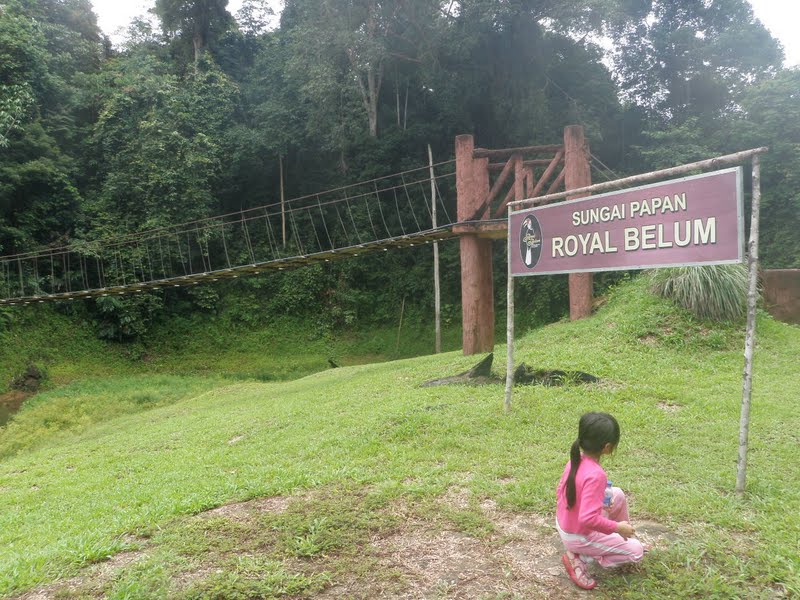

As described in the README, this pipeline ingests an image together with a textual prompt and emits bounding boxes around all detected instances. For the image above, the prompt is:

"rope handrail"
[0,156,461,304]
[0,159,456,262]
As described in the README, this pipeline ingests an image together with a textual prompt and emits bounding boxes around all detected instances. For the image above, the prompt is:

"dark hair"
[566,412,621,509]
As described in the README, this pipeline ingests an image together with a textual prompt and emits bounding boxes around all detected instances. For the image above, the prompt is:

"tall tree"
[88,55,239,233]
[154,0,234,63]
[282,0,439,140]
[0,0,101,253]
[612,0,782,124]
[727,70,800,268]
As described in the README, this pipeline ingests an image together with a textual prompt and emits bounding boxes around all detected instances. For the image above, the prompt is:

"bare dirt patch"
[10,550,144,600]
[638,334,659,346]
[0,390,32,425]
[320,491,675,599]
[199,495,292,522]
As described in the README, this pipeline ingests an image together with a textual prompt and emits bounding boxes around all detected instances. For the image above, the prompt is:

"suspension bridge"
[0,139,592,308]
[0,128,619,358]
[0,160,465,306]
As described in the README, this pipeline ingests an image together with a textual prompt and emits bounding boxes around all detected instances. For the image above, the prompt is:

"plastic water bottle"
[603,481,613,508]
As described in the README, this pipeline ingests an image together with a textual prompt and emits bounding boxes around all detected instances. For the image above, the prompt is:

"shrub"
[649,264,750,322]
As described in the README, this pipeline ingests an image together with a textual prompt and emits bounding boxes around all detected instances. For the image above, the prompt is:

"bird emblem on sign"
[520,215,543,268]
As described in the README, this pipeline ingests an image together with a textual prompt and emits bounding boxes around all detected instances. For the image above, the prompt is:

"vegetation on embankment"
[0,277,798,598]
[0,298,462,392]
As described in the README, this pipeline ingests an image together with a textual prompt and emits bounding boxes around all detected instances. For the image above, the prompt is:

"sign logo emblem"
[520,215,543,268]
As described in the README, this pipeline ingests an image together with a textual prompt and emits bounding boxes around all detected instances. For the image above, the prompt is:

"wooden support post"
[456,135,494,355]
[524,167,535,198]
[564,125,593,320]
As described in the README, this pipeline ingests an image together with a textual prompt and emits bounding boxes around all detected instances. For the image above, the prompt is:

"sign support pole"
[505,214,514,413]
[736,155,761,495]
[504,156,525,412]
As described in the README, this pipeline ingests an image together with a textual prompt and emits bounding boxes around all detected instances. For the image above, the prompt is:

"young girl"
[556,412,645,590]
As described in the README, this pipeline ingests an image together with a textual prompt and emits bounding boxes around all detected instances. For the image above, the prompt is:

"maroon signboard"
[509,168,743,276]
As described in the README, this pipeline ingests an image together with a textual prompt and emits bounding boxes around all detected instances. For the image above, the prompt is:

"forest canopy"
[0,0,796,338]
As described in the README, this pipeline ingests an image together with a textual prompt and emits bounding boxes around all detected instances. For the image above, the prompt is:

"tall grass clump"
[649,263,749,321]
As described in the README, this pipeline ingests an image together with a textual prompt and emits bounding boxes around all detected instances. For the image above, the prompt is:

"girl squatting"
[556,412,647,590]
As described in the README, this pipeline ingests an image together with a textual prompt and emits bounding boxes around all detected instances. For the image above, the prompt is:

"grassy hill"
[0,277,797,599]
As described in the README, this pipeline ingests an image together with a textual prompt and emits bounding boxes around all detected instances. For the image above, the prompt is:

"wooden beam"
[473,144,563,159]
[493,156,524,218]
[736,154,762,495]
[488,158,557,170]
[483,155,517,214]
[514,155,524,202]
[509,146,770,210]
[546,168,566,194]
[528,149,564,197]
[524,166,535,197]
[451,220,508,238]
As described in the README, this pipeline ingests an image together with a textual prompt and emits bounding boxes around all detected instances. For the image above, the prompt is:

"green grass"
[0,277,798,598]
[0,305,462,393]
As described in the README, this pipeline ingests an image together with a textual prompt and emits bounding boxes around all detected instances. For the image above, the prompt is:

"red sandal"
[562,552,597,590]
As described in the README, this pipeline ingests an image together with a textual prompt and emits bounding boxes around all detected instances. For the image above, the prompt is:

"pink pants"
[556,487,645,568]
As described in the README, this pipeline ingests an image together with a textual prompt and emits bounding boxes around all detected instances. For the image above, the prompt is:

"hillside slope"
[1,278,797,598]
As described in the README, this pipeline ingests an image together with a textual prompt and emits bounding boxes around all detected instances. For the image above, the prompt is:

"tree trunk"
[367,67,380,137]
[193,30,205,63]
[351,1,383,138]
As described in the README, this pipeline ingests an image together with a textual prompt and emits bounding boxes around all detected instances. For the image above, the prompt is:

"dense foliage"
[0,0,796,339]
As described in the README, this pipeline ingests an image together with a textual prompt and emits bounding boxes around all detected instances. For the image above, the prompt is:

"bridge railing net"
[0,161,456,304]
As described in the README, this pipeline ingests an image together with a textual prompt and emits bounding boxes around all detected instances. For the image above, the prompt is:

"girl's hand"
[616,521,635,540]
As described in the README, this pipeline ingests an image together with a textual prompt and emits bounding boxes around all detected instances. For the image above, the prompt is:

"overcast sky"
[90,0,800,67]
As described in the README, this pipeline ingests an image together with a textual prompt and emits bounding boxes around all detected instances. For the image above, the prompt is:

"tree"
[0,0,101,253]
[281,0,441,140]
[88,55,239,233]
[154,0,234,63]
[727,70,800,268]
[612,0,782,124]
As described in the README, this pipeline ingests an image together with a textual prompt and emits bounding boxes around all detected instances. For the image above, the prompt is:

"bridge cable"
[317,195,334,251]
[392,188,408,235]
[240,216,256,265]
[373,183,391,238]
[262,208,278,258]
[333,202,352,247]
[289,209,306,256]
[363,193,378,240]
[400,174,423,233]
[307,207,323,253]
[344,191,364,246]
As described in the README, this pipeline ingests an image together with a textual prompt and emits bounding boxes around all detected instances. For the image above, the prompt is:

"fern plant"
[649,264,750,322]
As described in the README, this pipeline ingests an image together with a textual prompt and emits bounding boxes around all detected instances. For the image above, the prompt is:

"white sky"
[91,0,799,67]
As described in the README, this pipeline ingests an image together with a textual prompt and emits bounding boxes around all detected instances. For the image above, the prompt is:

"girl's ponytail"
[566,438,582,509]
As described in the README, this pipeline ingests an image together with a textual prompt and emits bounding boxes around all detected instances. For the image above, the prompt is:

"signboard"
[510,167,743,276]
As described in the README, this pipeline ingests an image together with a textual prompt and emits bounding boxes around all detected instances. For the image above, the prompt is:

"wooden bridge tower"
[455,125,593,355]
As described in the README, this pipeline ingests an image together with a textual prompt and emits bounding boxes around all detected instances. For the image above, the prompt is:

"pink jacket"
[556,455,618,536]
